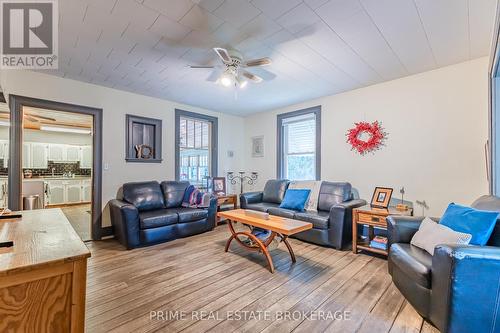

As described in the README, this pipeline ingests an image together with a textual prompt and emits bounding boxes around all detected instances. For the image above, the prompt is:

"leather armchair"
[387,195,500,333]
[109,199,141,249]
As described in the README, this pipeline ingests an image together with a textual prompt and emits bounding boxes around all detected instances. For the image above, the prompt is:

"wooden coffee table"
[217,209,312,273]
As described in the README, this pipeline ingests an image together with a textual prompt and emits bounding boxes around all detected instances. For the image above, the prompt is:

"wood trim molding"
[7,95,104,240]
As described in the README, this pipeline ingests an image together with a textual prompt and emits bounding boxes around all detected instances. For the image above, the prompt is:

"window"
[175,110,218,189]
[277,106,321,180]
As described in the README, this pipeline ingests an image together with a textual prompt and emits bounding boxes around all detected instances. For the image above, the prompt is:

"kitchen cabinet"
[46,180,64,205]
[82,180,91,202]
[22,143,30,169]
[80,145,92,169]
[30,143,48,169]
[66,145,81,162]
[0,140,6,159]
[65,180,82,203]
[48,144,64,161]
[46,178,91,205]
[0,179,8,208]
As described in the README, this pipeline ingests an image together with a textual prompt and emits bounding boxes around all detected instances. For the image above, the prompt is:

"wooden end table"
[352,205,413,256]
[215,194,238,226]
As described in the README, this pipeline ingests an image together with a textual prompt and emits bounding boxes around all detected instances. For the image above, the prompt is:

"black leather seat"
[109,180,217,249]
[240,179,366,249]
[387,195,500,333]
[139,209,178,229]
[294,210,330,229]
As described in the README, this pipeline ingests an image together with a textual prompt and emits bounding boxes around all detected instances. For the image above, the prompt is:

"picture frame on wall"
[252,136,264,157]
[212,177,226,195]
[370,187,393,208]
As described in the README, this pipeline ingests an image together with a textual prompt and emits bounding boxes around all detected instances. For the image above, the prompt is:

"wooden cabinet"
[31,143,49,169]
[0,209,90,332]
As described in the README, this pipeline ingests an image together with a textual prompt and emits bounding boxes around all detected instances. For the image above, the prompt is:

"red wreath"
[346,121,387,155]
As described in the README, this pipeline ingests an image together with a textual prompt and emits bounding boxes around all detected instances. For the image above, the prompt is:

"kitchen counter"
[23,176,91,181]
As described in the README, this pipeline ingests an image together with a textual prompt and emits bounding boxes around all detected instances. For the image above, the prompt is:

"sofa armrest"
[430,244,500,333]
[329,199,367,250]
[387,216,425,248]
[109,199,140,249]
[206,197,218,230]
[239,191,263,208]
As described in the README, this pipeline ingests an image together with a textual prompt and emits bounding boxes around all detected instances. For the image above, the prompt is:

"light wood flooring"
[85,224,439,333]
[62,203,91,241]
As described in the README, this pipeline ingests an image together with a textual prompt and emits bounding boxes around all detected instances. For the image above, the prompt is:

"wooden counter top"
[0,208,90,276]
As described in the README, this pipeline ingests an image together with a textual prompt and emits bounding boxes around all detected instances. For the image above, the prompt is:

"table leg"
[281,235,296,263]
[352,212,358,254]
[224,220,275,273]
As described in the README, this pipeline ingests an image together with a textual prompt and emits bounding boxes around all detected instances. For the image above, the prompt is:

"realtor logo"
[0,0,58,69]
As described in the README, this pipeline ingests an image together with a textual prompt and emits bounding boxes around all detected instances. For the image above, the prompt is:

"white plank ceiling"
[40,0,497,115]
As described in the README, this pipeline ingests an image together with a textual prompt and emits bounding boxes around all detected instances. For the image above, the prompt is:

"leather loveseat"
[109,181,217,249]
[240,179,366,249]
[387,195,500,333]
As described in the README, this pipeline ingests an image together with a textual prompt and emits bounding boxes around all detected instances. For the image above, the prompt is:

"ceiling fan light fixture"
[238,78,248,89]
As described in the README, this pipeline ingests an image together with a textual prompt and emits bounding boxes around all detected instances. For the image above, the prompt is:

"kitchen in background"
[0,106,93,241]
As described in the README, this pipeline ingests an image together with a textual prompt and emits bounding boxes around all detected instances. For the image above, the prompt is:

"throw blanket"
[288,180,321,211]
[182,185,212,208]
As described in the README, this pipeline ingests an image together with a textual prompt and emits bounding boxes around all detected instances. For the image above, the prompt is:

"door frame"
[8,95,104,240]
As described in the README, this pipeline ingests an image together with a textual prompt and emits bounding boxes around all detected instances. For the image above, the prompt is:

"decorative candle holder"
[227,171,258,194]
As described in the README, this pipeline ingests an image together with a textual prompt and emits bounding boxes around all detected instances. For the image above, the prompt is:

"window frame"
[277,106,321,180]
[175,109,218,182]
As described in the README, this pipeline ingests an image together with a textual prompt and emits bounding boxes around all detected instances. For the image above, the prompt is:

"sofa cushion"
[262,179,289,204]
[176,207,209,223]
[317,182,352,211]
[389,243,432,288]
[245,202,280,212]
[295,210,330,229]
[279,189,311,212]
[139,209,178,229]
[123,181,165,211]
[161,181,190,208]
[268,207,296,219]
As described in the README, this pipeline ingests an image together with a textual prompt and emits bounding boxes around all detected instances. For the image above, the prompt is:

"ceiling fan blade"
[242,71,263,83]
[189,65,215,69]
[25,116,40,123]
[244,57,272,67]
[26,114,56,122]
[213,47,232,64]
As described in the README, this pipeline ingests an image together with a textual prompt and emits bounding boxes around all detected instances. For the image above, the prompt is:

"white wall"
[244,57,490,216]
[0,70,245,227]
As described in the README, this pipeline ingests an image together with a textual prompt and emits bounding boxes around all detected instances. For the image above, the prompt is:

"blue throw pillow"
[439,203,499,246]
[279,189,311,212]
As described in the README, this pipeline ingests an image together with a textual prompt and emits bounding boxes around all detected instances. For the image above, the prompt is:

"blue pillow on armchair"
[439,203,499,246]
[279,189,311,212]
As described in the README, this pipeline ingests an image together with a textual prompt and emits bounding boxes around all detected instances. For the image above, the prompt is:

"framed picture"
[212,177,226,195]
[370,187,393,208]
[252,136,264,157]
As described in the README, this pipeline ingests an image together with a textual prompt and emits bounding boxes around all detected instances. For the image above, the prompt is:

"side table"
[352,205,413,256]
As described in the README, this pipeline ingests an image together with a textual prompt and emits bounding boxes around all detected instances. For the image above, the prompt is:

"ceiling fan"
[189,48,273,89]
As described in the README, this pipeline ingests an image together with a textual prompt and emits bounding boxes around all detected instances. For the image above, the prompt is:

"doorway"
[8,95,103,240]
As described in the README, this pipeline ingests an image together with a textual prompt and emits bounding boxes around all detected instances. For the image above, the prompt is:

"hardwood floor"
[62,203,91,241]
[85,224,437,333]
